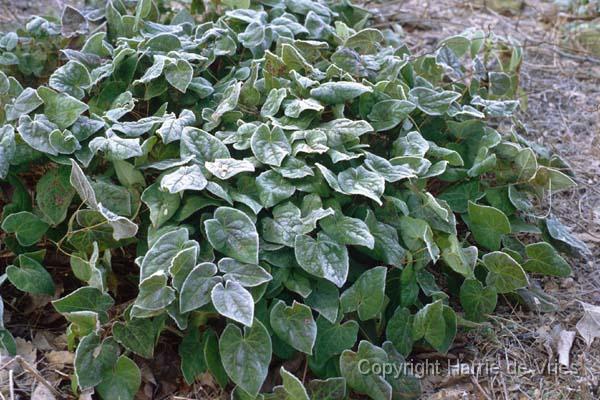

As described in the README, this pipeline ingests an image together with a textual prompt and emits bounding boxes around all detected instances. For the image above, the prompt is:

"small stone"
[561,277,576,289]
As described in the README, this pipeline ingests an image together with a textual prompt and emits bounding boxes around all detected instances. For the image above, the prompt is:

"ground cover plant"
[0,0,590,398]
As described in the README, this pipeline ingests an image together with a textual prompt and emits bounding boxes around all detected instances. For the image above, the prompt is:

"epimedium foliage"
[0,0,591,399]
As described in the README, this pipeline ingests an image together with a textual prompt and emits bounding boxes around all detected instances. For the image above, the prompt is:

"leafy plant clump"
[0,0,588,399]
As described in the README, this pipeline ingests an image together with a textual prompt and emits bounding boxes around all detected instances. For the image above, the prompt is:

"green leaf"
[0,330,16,356]
[399,216,439,262]
[523,242,572,277]
[211,280,255,327]
[52,287,113,320]
[160,164,208,193]
[251,124,291,167]
[75,333,119,389]
[279,367,309,400]
[270,300,317,354]
[412,300,456,353]
[205,206,259,264]
[483,251,529,293]
[305,280,339,323]
[204,329,229,388]
[459,279,497,322]
[320,212,374,249]
[438,181,483,213]
[467,201,511,251]
[438,234,477,278]
[310,81,372,104]
[38,86,88,129]
[385,307,414,357]
[179,327,206,385]
[313,316,358,364]
[97,355,141,400]
[180,262,221,313]
[308,377,347,400]
[36,166,76,225]
[141,182,181,228]
[294,233,349,287]
[113,318,156,359]
[363,211,406,267]
[6,255,55,295]
[340,266,387,320]
[219,320,272,397]
[340,341,392,400]
[1,211,49,246]
[49,60,91,99]
[368,99,416,131]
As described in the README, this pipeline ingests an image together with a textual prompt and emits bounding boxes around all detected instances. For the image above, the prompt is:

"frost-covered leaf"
[205,207,259,264]
[140,228,191,281]
[295,233,348,287]
[409,87,461,115]
[261,88,287,117]
[310,81,372,104]
[49,60,91,99]
[181,127,230,163]
[251,124,291,167]
[17,114,59,155]
[256,170,296,207]
[157,109,195,144]
[338,166,385,205]
[205,158,255,180]
[218,258,272,287]
[180,262,221,313]
[211,280,255,327]
[38,86,88,129]
[160,164,207,193]
[141,182,181,228]
[0,125,16,179]
[5,87,43,121]
[89,130,143,160]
